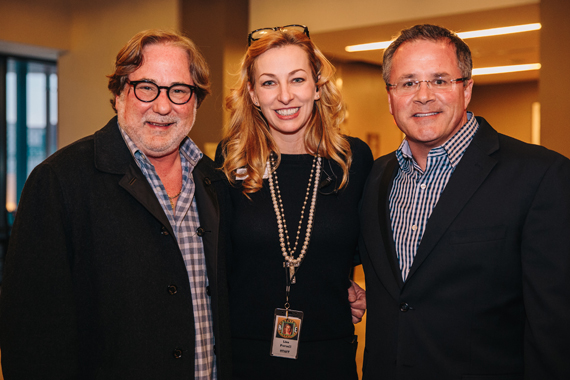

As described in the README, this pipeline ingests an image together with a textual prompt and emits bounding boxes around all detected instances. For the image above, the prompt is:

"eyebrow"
[134,78,193,86]
[396,72,452,81]
[258,68,308,78]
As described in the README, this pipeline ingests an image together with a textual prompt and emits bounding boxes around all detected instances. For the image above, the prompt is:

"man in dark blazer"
[359,24,570,379]
[0,30,231,379]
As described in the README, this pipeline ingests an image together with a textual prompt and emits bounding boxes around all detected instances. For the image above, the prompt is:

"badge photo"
[270,308,303,359]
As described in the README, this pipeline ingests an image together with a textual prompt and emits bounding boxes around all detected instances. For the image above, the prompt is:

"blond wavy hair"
[220,29,352,194]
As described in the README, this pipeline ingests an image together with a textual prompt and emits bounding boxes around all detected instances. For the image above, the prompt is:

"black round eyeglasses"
[127,80,197,105]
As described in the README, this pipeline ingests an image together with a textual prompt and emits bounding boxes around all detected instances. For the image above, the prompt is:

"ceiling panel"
[312,4,540,85]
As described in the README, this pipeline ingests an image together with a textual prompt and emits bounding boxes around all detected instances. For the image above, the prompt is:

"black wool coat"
[0,117,232,380]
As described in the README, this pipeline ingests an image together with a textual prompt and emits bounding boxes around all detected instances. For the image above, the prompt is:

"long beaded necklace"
[267,153,321,284]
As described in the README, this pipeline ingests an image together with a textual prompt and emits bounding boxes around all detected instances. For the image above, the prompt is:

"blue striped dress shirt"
[390,113,479,281]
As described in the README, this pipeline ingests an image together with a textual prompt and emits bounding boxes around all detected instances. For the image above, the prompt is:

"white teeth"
[276,108,299,116]
[415,112,438,117]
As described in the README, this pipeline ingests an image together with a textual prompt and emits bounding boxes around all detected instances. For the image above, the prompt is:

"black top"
[224,137,373,342]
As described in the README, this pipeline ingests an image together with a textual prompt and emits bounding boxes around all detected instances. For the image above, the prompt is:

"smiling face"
[387,39,473,158]
[248,44,320,153]
[115,43,197,159]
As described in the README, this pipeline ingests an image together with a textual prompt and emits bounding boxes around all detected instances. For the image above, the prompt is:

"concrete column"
[179,0,249,156]
[539,0,570,158]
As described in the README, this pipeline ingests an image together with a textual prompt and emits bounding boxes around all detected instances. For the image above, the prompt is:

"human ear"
[463,78,474,109]
[314,75,321,100]
[247,82,259,105]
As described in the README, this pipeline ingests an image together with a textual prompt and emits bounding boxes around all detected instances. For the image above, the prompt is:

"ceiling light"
[345,41,392,52]
[472,63,541,76]
[457,23,541,39]
[345,23,541,52]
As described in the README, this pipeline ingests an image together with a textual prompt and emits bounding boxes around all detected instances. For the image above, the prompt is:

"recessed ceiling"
[312,4,539,85]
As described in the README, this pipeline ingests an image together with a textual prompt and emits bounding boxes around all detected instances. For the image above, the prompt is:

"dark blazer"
[359,117,570,380]
[0,117,231,379]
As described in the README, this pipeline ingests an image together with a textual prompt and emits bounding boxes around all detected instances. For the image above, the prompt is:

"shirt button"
[173,348,183,359]
[411,225,418,231]
[167,285,178,295]
[420,184,427,189]
[400,302,410,312]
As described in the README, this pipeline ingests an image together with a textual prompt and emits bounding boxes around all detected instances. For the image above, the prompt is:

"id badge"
[270,308,303,359]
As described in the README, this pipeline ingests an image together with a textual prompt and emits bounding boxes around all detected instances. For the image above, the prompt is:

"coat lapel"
[193,158,221,284]
[94,117,172,234]
[405,118,500,281]
[118,165,173,235]
[361,154,402,300]
[377,156,404,290]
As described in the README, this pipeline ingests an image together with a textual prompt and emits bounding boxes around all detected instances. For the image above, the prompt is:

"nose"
[413,80,435,104]
[152,88,173,115]
[277,84,293,104]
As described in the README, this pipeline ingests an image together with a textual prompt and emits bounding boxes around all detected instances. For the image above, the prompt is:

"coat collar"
[94,116,136,175]
[377,117,500,288]
[93,116,173,233]
[405,116,500,282]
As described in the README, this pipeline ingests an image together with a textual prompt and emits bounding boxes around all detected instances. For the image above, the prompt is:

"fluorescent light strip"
[345,23,541,52]
[345,41,392,52]
[472,63,541,76]
[458,23,541,39]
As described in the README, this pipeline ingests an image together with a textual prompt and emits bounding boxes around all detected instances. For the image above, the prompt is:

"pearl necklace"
[267,153,321,283]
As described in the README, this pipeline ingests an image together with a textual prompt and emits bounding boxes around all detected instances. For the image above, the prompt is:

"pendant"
[284,262,299,284]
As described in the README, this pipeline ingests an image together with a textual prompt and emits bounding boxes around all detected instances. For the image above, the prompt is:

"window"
[1,55,58,281]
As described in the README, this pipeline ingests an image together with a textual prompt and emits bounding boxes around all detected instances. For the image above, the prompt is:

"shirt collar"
[117,122,203,169]
[396,111,479,170]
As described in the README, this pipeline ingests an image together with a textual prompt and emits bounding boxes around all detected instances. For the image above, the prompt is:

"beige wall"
[333,60,402,159]
[470,81,539,144]
[1,0,179,149]
[180,0,249,156]
[0,0,72,51]
[249,0,539,33]
[59,0,179,147]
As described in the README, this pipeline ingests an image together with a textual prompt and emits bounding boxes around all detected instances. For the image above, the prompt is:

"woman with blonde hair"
[216,25,372,379]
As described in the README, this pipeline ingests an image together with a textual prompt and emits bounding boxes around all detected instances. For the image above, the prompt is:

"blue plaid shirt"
[390,112,479,281]
[119,125,216,379]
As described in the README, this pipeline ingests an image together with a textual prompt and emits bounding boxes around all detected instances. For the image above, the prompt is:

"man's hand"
[348,280,366,324]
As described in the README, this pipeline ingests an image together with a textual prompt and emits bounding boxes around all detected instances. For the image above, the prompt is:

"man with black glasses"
[359,24,570,379]
[0,30,231,380]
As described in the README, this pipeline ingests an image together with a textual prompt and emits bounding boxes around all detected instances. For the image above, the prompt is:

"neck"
[272,133,309,154]
[407,112,470,171]
[407,142,429,171]
[147,149,180,174]
[148,149,183,199]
